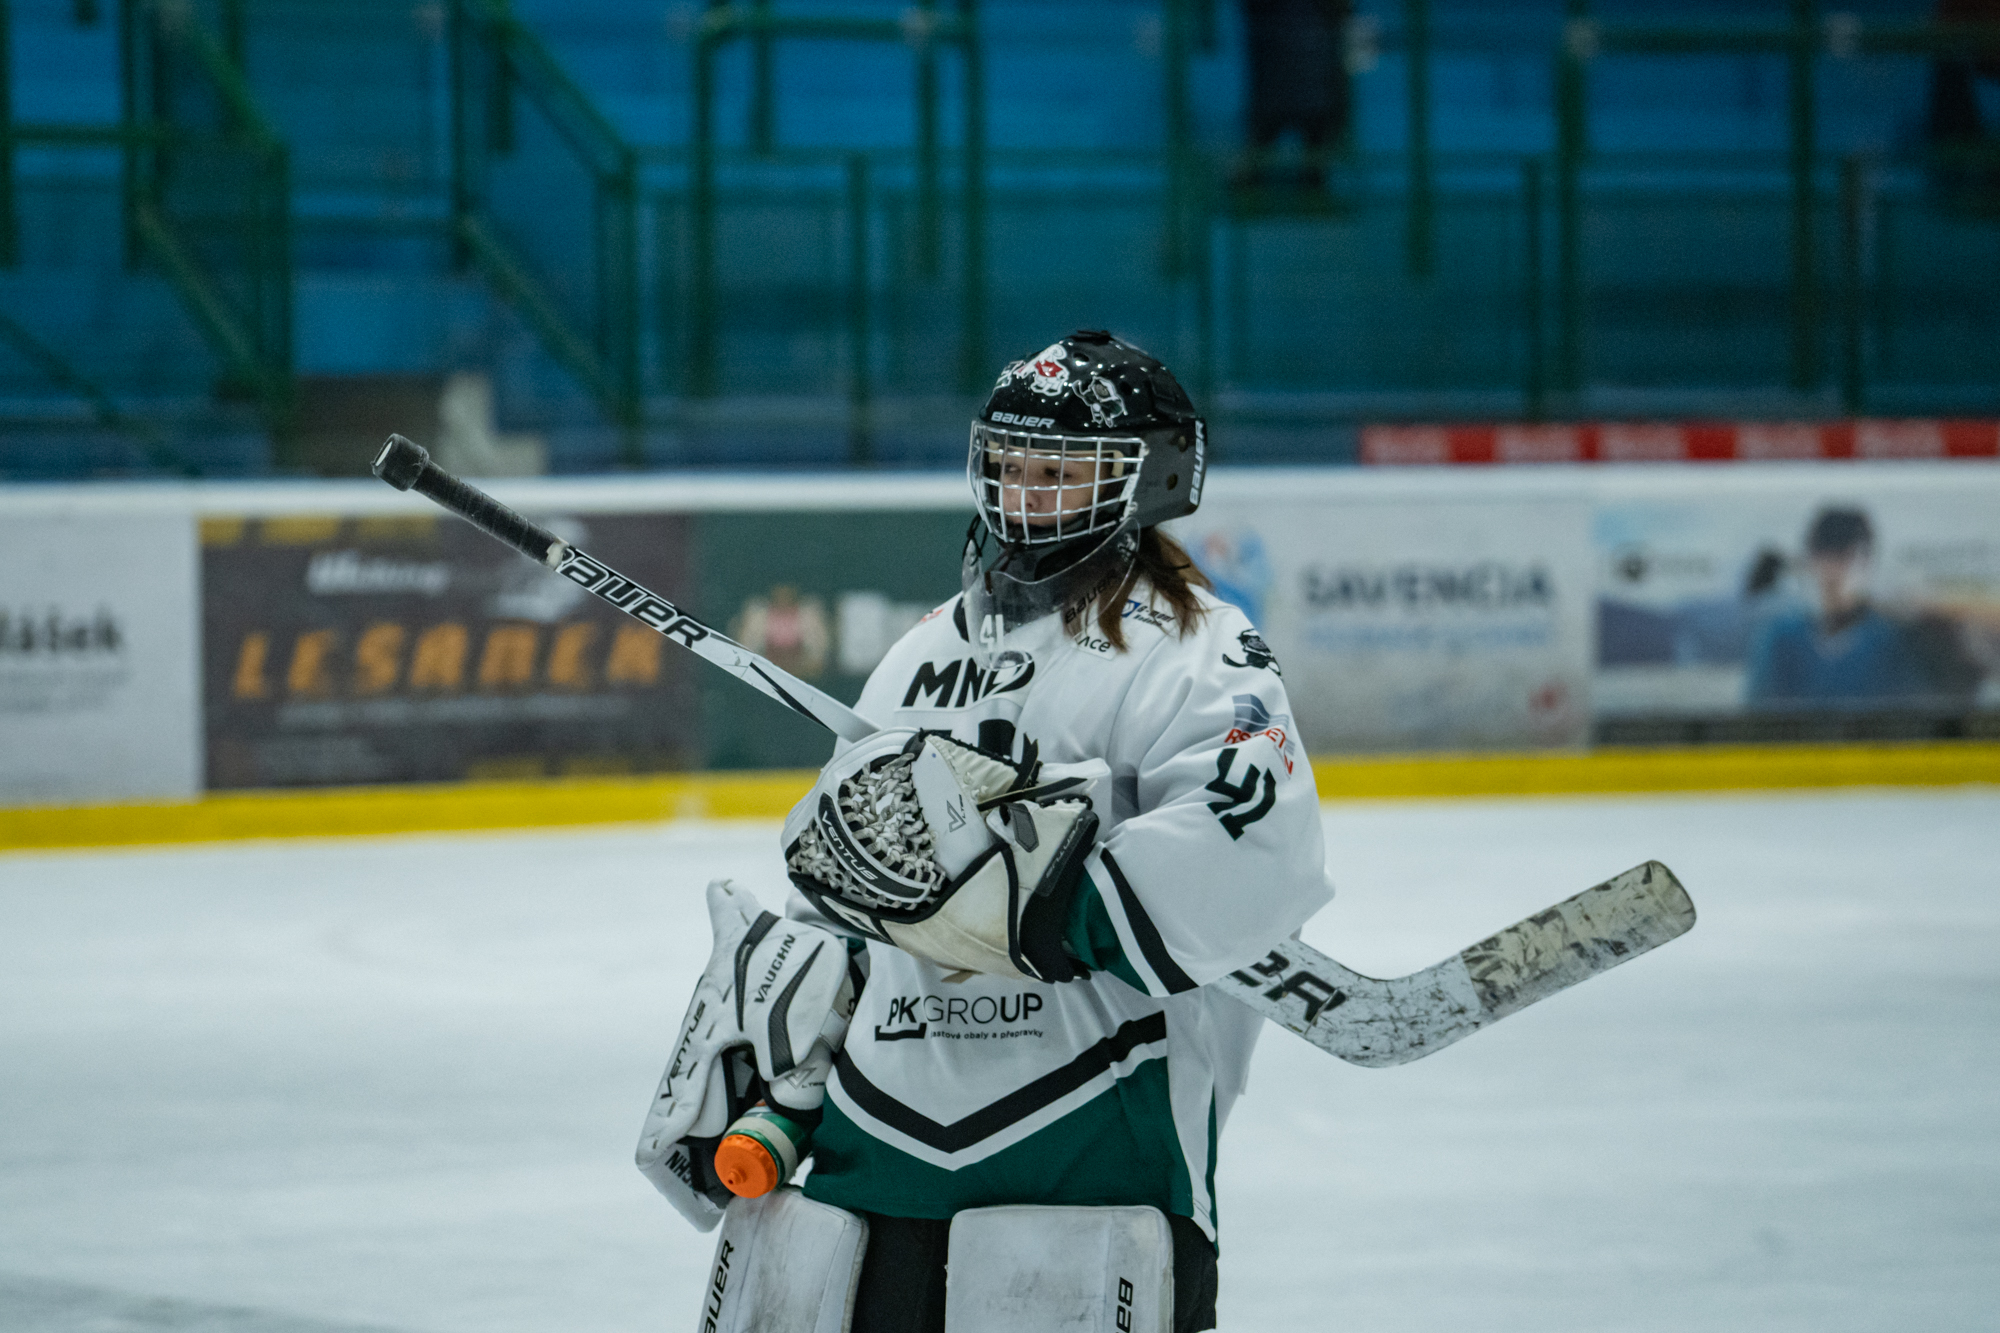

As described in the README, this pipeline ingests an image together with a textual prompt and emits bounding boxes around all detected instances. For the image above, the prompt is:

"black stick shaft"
[371,434,877,741]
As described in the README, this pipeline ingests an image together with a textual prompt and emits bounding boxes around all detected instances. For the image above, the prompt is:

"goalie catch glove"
[782,729,1105,984]
[635,880,859,1231]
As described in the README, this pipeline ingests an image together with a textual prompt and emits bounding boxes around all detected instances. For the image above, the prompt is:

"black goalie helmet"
[962,330,1207,660]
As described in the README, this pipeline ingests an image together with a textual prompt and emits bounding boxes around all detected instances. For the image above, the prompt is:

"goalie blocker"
[636,881,859,1230]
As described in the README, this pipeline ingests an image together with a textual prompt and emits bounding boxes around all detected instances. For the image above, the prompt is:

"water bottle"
[714,1103,813,1198]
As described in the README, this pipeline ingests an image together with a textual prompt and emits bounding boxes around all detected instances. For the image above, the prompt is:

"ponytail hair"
[1093,528,1212,650]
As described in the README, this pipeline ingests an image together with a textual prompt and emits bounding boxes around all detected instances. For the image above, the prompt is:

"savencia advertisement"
[1179,491,1595,751]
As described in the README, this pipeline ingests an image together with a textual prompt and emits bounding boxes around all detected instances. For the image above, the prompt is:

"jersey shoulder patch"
[1117,595,1178,636]
[1069,626,1119,657]
[1175,590,1281,677]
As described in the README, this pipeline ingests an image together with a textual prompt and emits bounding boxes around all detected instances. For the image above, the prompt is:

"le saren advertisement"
[201,511,699,788]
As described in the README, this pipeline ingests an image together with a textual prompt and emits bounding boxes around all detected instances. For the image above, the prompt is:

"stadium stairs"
[4,1,1997,479]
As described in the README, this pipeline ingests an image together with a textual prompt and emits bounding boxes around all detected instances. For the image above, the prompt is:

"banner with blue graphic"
[1179,485,1596,751]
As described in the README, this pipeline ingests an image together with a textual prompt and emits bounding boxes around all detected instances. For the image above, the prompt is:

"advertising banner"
[1180,492,1595,752]
[200,510,701,787]
[197,503,972,784]
[1362,419,2000,464]
[0,513,201,805]
[693,509,971,770]
[14,464,1995,813]
[1594,484,2000,722]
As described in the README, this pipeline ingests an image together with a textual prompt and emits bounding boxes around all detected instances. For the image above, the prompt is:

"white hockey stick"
[1217,860,1695,1067]
[375,437,1695,1065]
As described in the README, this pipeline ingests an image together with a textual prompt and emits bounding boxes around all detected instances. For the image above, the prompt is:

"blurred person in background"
[1237,0,1351,192]
[731,584,831,681]
[1924,0,2000,205]
[1745,507,1988,711]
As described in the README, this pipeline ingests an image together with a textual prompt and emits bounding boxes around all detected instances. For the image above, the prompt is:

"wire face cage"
[968,423,1147,548]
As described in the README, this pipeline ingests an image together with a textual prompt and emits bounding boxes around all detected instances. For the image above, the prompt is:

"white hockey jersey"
[797,580,1333,1242]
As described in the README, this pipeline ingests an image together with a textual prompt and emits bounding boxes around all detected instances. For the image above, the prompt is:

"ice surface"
[2,790,1996,1333]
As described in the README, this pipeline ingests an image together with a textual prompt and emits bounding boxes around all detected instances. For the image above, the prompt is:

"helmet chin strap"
[962,520,1140,662]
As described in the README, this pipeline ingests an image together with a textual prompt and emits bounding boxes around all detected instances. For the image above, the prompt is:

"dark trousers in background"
[1241,0,1351,181]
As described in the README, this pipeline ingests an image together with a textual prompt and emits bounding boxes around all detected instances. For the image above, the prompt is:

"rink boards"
[3,461,1999,825]
[5,741,1999,853]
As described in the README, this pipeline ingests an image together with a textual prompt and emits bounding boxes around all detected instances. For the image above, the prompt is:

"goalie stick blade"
[1220,861,1696,1069]
[1460,859,1695,1026]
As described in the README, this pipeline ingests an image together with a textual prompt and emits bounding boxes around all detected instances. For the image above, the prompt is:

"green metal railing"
[646,140,1995,450]
[1402,0,1433,278]
[687,1,986,400]
[449,0,641,454]
[7,1,2000,466]
[0,2,12,268]
[420,2,2000,439]
[1213,152,1546,409]
[0,305,201,472]
[124,0,292,430]
[1552,4,2000,403]
[0,0,292,442]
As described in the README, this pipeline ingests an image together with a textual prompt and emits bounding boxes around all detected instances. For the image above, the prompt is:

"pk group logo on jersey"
[873,992,1047,1042]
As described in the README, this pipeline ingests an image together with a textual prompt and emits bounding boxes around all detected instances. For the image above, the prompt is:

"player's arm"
[779,606,1331,992]
[1059,610,1333,997]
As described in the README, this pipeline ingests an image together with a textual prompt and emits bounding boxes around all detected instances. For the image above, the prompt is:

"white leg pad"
[943,1205,1173,1333]
[695,1187,868,1333]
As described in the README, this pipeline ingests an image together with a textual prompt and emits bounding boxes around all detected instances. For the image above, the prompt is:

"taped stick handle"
[373,435,564,567]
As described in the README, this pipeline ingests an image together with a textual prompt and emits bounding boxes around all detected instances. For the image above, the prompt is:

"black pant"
[1242,0,1351,150]
[850,1211,1218,1333]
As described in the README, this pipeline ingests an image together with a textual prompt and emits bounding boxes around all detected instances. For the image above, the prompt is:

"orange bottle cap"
[715,1133,781,1198]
